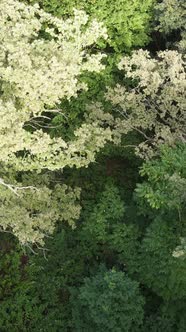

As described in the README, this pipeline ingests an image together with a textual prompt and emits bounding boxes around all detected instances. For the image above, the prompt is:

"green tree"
[136,144,186,211]
[136,218,186,300]
[71,268,145,332]
[133,145,186,300]
[0,0,110,173]
[0,235,35,332]
[27,0,155,52]
[136,144,186,258]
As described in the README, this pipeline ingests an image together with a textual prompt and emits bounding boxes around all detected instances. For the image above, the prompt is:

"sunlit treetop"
[0,0,111,172]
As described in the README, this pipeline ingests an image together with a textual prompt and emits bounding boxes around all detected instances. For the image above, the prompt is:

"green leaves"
[71,268,145,332]
[136,144,186,211]
[27,0,154,52]
[81,182,125,243]
[137,218,186,300]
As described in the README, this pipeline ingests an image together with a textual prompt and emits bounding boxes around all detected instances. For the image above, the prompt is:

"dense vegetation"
[0,0,185,331]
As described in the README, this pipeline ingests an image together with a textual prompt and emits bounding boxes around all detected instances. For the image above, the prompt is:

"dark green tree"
[71,268,145,332]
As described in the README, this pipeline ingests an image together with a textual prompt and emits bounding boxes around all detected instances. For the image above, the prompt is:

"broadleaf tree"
[0,0,112,245]
[87,49,186,159]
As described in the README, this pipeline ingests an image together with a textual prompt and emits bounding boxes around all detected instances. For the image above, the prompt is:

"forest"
[0,0,186,331]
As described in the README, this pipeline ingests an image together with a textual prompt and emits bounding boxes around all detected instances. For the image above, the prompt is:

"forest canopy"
[0,0,186,331]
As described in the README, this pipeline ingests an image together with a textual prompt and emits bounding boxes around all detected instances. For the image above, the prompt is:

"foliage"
[136,144,186,211]
[0,0,110,173]
[81,182,125,243]
[0,173,81,245]
[0,236,34,332]
[155,0,186,51]
[89,49,186,159]
[0,0,186,331]
[136,217,186,300]
[0,228,92,332]
[71,268,145,332]
[135,144,186,258]
[27,0,155,52]
[0,144,185,330]
[0,168,141,331]
[143,301,186,332]
[23,0,156,148]
[0,0,113,244]
[24,0,155,153]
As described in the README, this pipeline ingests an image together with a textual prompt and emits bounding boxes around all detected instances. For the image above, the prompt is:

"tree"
[136,144,186,211]
[135,144,186,258]
[136,217,186,300]
[0,0,112,244]
[133,144,186,300]
[26,0,155,52]
[81,182,125,243]
[155,0,186,51]
[0,173,81,245]
[71,268,145,332]
[22,0,156,149]
[87,49,186,159]
[0,0,110,173]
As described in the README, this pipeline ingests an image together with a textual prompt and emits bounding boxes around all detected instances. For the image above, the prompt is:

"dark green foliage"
[0,236,34,332]
[71,268,145,332]
[137,218,186,300]
[81,182,125,242]
[1,144,186,330]
[134,145,186,299]
[143,301,186,332]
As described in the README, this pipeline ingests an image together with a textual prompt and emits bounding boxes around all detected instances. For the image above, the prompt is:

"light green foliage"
[112,49,186,158]
[71,268,145,332]
[89,49,186,159]
[0,0,113,244]
[0,173,81,245]
[173,238,186,259]
[0,0,111,173]
[155,0,186,50]
[1,0,186,330]
[27,0,155,52]
[24,0,155,151]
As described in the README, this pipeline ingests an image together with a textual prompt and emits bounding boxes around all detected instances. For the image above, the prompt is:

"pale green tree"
[0,0,111,245]
[87,49,186,159]
[0,0,111,172]
[155,0,186,51]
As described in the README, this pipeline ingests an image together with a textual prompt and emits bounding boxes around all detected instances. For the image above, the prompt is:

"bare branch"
[0,178,39,196]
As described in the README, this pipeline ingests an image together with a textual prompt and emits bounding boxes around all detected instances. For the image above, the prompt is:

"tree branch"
[0,178,38,196]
